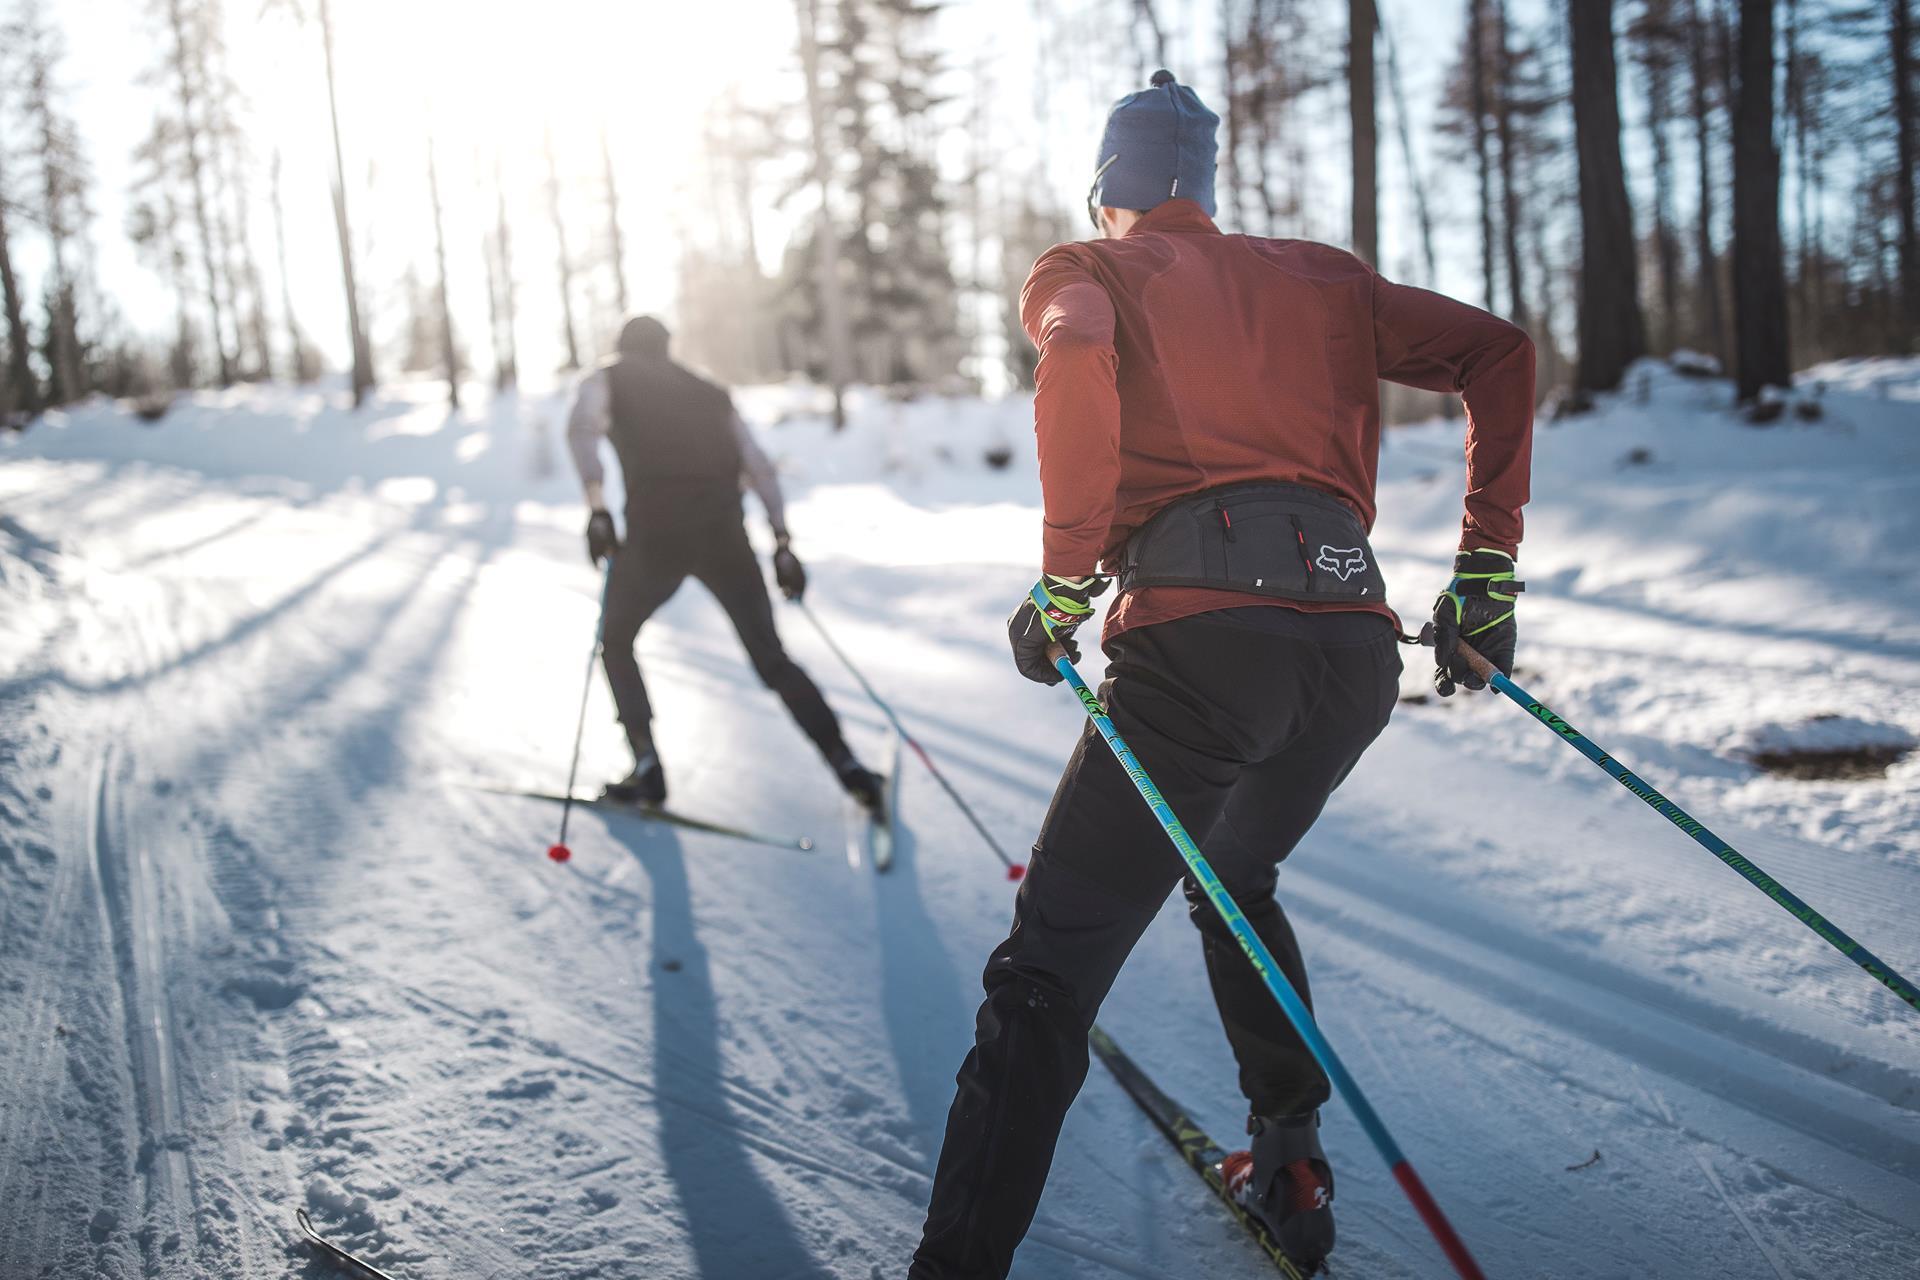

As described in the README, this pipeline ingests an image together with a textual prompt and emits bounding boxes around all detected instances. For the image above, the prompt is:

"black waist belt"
[1118,482,1387,604]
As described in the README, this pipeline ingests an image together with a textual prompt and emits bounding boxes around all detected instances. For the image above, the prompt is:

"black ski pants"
[910,606,1401,1280]
[601,501,847,765]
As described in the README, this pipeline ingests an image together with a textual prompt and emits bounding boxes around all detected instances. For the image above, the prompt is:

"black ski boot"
[828,749,884,817]
[603,751,667,806]
[1221,1112,1335,1274]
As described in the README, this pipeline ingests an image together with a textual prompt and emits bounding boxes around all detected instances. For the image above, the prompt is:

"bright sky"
[35,0,1516,388]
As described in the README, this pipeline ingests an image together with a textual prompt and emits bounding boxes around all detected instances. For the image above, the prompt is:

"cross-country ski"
[462,781,817,854]
[1089,1026,1318,1279]
[4,5,1919,1279]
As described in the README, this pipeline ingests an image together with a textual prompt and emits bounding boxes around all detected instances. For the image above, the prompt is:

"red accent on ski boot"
[1222,1149,1254,1201]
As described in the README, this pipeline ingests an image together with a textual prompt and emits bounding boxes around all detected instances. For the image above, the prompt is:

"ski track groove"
[1631,1070,1799,1280]
[86,742,197,1275]
[1299,922,1920,1261]
[0,692,101,1274]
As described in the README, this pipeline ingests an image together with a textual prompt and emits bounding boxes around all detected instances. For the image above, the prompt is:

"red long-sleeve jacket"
[1021,200,1535,641]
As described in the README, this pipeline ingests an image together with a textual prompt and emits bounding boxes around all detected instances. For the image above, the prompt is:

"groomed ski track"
[1,383,1916,1278]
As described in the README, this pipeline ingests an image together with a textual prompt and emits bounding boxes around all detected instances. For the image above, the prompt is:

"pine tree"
[783,0,962,397]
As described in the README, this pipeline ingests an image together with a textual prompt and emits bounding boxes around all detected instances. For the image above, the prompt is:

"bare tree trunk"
[1350,0,1377,264]
[544,130,582,372]
[1223,0,1253,229]
[0,164,37,413]
[318,0,372,404]
[1133,0,1168,74]
[492,154,518,390]
[1784,0,1807,351]
[20,22,82,401]
[427,137,459,409]
[222,146,275,380]
[1732,0,1790,398]
[796,0,851,427]
[164,0,232,386]
[1894,0,1917,344]
[1379,2,1438,283]
[1685,0,1728,366]
[1571,0,1646,392]
[269,150,306,381]
[1250,2,1278,234]
[1469,0,1497,311]
[1639,3,1682,351]
[599,126,630,318]
[1493,0,1529,327]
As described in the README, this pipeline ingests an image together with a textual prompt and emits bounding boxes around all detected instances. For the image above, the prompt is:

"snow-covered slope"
[1,364,1916,1279]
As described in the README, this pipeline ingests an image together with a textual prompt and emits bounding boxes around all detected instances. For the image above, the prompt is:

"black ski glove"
[586,508,620,565]
[772,536,807,601]
[1431,548,1523,696]
[1007,573,1108,685]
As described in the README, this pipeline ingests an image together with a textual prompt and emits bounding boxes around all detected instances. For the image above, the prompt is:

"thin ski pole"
[796,600,1026,879]
[1449,639,1920,1015]
[1049,641,1486,1280]
[549,561,614,864]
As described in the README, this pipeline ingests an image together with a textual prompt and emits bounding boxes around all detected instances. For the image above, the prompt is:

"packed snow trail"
[1,371,1917,1278]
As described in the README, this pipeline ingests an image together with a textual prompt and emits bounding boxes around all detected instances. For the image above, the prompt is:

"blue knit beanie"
[1092,69,1219,217]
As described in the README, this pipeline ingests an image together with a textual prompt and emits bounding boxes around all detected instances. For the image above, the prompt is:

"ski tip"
[1006,862,1026,881]
[547,843,573,863]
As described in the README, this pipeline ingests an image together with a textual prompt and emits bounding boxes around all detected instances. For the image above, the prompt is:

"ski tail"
[1088,1026,1316,1278]
[295,1209,402,1280]
[873,728,904,872]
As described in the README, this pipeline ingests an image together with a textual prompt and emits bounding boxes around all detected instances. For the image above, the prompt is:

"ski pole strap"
[1048,645,1487,1279]
[1451,639,1920,1015]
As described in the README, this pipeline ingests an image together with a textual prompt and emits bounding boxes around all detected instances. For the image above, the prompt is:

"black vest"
[604,354,742,511]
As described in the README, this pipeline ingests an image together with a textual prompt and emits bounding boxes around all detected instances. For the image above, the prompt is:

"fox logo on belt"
[1315,546,1369,581]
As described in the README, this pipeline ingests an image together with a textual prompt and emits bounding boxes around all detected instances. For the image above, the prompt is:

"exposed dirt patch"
[1748,744,1911,782]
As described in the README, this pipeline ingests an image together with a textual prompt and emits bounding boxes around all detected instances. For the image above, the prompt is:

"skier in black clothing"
[565,316,882,811]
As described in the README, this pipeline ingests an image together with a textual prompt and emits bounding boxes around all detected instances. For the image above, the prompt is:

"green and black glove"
[1431,549,1524,696]
[1007,573,1108,685]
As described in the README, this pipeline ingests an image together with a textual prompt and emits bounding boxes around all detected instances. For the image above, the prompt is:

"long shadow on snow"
[162,504,520,792]
[872,812,975,1164]
[617,821,830,1279]
[0,507,441,704]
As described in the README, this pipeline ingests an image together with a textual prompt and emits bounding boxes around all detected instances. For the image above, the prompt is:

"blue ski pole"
[1048,639,1486,1280]
[1444,638,1920,1016]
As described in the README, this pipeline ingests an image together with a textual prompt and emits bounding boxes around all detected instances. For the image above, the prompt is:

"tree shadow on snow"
[618,824,831,1279]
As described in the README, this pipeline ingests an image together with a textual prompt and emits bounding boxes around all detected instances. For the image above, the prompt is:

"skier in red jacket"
[909,71,1534,1279]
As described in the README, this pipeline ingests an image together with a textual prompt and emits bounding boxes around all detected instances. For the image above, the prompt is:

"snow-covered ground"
[1,361,1916,1279]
